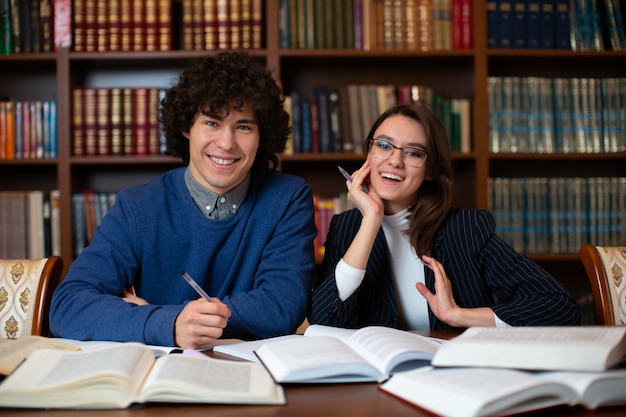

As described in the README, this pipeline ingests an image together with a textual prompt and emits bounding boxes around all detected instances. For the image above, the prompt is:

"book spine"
[29,0,41,52]
[39,0,52,52]
[84,0,96,51]
[216,0,229,49]
[147,87,161,155]
[539,0,555,48]
[133,87,149,156]
[157,0,172,50]
[240,0,251,48]
[95,0,108,51]
[554,0,570,49]
[192,0,203,49]
[498,0,513,48]
[486,0,499,47]
[95,88,110,155]
[132,0,145,50]
[512,0,527,48]
[119,0,132,51]
[83,87,97,156]
[110,88,123,155]
[145,0,158,51]
[122,87,134,155]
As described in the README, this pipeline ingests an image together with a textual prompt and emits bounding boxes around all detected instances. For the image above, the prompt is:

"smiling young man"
[308,104,580,331]
[50,51,317,347]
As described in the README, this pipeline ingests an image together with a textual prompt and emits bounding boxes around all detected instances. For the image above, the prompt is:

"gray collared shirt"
[184,168,250,220]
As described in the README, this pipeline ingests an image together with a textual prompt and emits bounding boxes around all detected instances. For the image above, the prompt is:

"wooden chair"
[0,256,64,338]
[579,245,626,325]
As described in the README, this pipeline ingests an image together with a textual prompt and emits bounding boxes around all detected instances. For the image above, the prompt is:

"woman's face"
[367,114,429,214]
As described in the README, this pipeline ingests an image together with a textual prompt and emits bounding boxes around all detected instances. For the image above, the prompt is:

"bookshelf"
[1,0,625,305]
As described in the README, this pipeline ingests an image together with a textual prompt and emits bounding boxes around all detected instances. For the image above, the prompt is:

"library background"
[0,0,624,325]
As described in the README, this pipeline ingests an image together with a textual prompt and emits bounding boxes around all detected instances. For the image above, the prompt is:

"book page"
[346,326,441,375]
[213,334,301,362]
[0,343,155,408]
[380,366,578,417]
[432,326,626,371]
[0,336,81,375]
[537,369,626,409]
[139,354,285,404]
[254,335,383,382]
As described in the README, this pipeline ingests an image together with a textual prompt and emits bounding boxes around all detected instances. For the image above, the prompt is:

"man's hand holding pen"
[174,297,231,348]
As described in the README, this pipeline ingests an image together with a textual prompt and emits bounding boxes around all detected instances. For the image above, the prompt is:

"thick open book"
[431,326,626,371]
[253,324,442,383]
[0,343,285,409]
[0,336,80,375]
[380,365,626,417]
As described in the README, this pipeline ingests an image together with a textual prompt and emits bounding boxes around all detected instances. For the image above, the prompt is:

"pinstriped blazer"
[308,207,581,330]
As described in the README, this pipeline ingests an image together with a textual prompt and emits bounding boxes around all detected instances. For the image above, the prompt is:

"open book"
[0,342,285,409]
[380,365,626,417]
[253,324,442,383]
[431,326,626,371]
[0,336,80,375]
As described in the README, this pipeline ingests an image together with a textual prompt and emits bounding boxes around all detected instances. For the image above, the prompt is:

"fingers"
[174,299,232,348]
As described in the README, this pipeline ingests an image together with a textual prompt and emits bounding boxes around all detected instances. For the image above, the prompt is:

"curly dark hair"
[160,51,290,170]
[362,104,454,257]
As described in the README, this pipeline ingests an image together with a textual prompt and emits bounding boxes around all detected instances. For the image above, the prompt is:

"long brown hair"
[362,104,453,257]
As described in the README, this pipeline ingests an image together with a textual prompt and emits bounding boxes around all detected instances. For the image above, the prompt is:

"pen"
[337,165,367,192]
[181,271,213,303]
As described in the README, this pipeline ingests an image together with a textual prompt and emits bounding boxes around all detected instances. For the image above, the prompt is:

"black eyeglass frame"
[367,138,430,168]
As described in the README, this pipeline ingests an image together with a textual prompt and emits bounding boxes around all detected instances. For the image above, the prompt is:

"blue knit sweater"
[50,167,317,346]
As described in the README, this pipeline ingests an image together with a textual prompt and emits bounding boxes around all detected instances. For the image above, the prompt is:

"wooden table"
[1,331,625,417]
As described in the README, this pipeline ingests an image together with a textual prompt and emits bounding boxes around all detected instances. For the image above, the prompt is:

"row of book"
[280,0,472,51]
[72,190,118,257]
[0,0,265,54]
[489,177,626,255]
[0,0,54,54]
[0,190,60,258]
[285,84,471,155]
[488,0,626,50]
[488,76,626,154]
[0,100,57,160]
[72,87,165,157]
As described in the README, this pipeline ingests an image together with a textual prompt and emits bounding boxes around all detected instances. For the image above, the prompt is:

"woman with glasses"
[308,104,580,330]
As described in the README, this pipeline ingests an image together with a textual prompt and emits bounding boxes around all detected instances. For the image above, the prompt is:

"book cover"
[486,0,499,47]
[82,87,97,156]
[39,0,53,51]
[29,0,41,52]
[497,0,513,47]
[0,0,10,54]
[512,0,527,47]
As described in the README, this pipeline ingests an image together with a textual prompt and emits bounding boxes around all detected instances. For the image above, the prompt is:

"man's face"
[184,104,259,194]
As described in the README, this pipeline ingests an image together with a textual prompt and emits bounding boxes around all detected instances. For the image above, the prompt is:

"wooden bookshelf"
[1,0,625,300]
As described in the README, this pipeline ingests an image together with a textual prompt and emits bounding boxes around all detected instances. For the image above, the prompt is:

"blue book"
[487,0,500,47]
[48,99,57,158]
[290,91,302,153]
[313,86,332,153]
[513,0,528,48]
[554,0,571,49]
[540,0,555,48]
[527,1,541,48]
[498,0,514,47]
[279,0,291,49]
[300,98,312,153]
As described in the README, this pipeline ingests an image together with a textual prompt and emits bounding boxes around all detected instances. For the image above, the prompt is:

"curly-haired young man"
[50,51,317,347]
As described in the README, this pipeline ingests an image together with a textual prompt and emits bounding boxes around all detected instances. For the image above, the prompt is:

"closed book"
[132,87,149,156]
[107,0,120,50]
[132,0,145,50]
[300,98,311,153]
[539,0,555,48]
[95,88,110,156]
[84,0,96,51]
[144,0,158,50]
[202,0,217,49]
[29,0,41,52]
[71,89,85,156]
[95,0,108,51]
[109,88,123,155]
[526,0,541,48]
[314,85,332,153]
[121,87,134,155]
[216,0,229,49]
[289,90,302,153]
[157,0,172,50]
[120,0,132,51]
[39,0,53,51]
[250,0,262,48]
[147,87,160,155]
[83,87,97,156]
[240,0,251,48]
[512,0,527,47]
[486,0,499,47]
[0,0,10,54]
[498,0,513,47]
[53,0,71,48]
[191,0,203,49]
[229,0,241,49]
[554,0,570,49]
[328,86,343,152]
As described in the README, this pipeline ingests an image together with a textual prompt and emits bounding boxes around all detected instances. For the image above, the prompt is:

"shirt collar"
[184,168,250,220]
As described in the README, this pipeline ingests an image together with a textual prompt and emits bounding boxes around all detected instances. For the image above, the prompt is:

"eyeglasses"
[368,138,429,168]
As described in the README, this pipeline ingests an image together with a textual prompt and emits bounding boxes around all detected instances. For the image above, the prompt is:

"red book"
[71,0,85,51]
[309,98,320,154]
[95,88,110,155]
[460,0,472,49]
[203,0,217,49]
[147,87,160,155]
[145,0,158,51]
[157,0,172,50]
[83,88,97,156]
[108,0,121,50]
[132,88,149,156]
[0,102,6,160]
[132,0,145,50]
[84,0,96,51]
[216,0,229,49]
[72,88,85,156]
[21,101,31,159]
